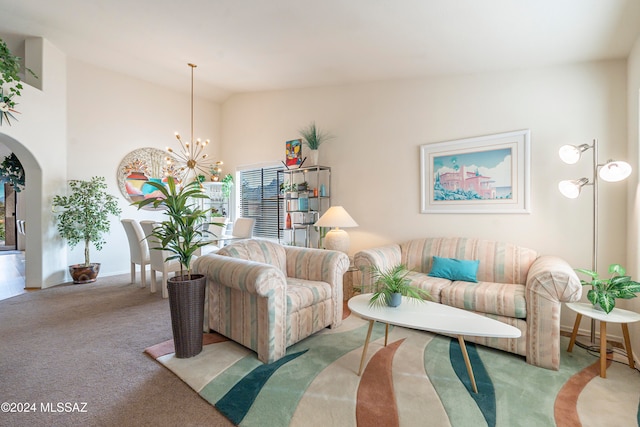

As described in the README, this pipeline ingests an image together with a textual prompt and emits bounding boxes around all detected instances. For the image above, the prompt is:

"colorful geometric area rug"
[145,314,640,427]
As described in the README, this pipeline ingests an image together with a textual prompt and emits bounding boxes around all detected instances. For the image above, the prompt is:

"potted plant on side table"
[576,263,640,314]
[133,176,212,358]
[368,264,430,307]
[52,176,122,284]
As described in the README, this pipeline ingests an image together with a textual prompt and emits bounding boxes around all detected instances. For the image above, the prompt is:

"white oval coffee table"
[348,293,522,393]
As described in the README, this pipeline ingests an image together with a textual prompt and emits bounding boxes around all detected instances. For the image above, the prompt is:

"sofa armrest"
[193,253,286,297]
[526,255,582,303]
[525,255,582,370]
[354,244,402,288]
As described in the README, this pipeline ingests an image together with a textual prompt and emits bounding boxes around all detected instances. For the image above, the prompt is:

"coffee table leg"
[457,336,478,393]
[358,320,375,376]
[622,323,635,369]
[567,313,582,352]
[599,321,607,378]
[384,323,389,347]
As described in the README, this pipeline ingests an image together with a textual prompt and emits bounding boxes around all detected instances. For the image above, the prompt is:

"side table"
[343,262,361,301]
[566,302,640,378]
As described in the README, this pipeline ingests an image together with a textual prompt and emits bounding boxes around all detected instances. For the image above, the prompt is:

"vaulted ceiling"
[1,0,639,102]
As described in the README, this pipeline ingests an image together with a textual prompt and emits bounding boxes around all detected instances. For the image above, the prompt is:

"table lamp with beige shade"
[314,206,358,253]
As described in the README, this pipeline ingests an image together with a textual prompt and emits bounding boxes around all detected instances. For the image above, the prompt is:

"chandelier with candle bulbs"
[166,63,219,184]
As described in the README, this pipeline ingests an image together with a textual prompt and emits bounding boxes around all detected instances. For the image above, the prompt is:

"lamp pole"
[574,139,611,351]
[580,139,599,347]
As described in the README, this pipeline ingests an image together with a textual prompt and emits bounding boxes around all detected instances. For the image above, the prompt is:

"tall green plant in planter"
[133,176,212,358]
[52,176,122,283]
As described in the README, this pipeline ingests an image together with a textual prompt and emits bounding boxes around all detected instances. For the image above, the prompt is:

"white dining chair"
[140,220,182,298]
[121,219,150,288]
[229,217,255,239]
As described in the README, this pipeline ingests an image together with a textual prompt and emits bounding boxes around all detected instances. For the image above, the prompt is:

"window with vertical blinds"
[238,166,282,240]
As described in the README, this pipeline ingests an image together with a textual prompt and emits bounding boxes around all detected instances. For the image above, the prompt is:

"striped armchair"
[354,237,582,370]
[193,239,350,363]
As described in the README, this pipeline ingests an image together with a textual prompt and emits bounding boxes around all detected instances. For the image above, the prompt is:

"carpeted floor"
[146,312,640,427]
[4,273,639,426]
[0,273,232,427]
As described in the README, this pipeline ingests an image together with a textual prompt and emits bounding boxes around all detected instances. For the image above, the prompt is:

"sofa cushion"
[428,256,479,282]
[217,239,287,274]
[400,237,538,285]
[404,271,452,303]
[440,281,527,319]
[286,278,332,314]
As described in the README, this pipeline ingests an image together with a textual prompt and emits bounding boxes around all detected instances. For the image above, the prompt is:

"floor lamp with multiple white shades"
[558,139,632,350]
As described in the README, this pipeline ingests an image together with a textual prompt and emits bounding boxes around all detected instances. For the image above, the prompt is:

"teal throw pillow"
[428,256,479,283]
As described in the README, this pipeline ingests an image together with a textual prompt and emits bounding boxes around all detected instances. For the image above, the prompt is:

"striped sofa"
[193,239,350,363]
[354,237,582,370]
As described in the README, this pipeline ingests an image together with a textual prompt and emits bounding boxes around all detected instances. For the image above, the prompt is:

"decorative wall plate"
[117,147,178,210]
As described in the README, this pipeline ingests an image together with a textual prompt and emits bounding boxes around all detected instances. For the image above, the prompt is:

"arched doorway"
[0,133,43,294]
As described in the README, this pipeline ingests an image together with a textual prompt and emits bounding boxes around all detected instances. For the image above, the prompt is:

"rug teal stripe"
[449,339,496,427]
[216,349,308,425]
[201,322,387,426]
[240,322,387,426]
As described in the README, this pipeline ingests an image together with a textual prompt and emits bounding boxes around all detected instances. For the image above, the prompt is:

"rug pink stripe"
[144,333,229,359]
[554,357,612,427]
[356,339,404,427]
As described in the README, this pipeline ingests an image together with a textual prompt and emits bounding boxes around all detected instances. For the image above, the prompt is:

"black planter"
[167,274,206,358]
[69,263,101,284]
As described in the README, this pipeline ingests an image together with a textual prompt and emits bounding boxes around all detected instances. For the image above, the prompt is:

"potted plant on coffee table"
[576,263,640,314]
[133,176,212,358]
[52,176,122,284]
[368,264,431,307]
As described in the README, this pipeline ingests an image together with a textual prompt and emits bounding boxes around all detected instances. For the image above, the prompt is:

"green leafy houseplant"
[368,264,431,307]
[0,153,25,191]
[576,263,640,314]
[279,181,297,194]
[52,176,122,267]
[298,121,334,150]
[132,176,211,278]
[0,37,37,125]
[221,174,233,199]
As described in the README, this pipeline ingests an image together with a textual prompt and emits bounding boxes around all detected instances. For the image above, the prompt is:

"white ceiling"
[1,0,639,102]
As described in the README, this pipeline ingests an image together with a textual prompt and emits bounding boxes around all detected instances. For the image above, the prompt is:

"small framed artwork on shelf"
[286,139,302,168]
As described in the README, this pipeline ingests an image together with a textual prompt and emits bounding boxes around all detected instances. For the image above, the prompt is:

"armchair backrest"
[217,239,287,274]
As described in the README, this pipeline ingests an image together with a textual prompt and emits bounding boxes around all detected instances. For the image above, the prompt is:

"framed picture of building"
[420,129,530,214]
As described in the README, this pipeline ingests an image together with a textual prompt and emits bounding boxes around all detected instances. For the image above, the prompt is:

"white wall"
[0,37,68,288]
[626,34,640,363]
[66,59,222,278]
[222,60,629,330]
